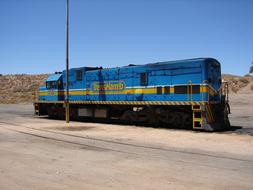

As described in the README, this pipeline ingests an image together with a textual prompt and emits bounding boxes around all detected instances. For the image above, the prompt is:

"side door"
[85,73,92,101]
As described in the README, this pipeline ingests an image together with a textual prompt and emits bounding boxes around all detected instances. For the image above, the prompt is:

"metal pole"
[65,0,70,123]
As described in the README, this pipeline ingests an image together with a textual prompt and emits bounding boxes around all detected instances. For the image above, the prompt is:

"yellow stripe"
[200,86,208,93]
[207,105,215,122]
[39,86,211,97]
[206,109,212,123]
[35,100,207,106]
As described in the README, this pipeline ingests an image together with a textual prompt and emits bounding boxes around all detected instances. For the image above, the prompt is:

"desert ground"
[0,91,253,190]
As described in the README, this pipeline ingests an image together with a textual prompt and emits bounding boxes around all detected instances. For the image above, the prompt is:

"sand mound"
[0,74,48,104]
[222,74,253,93]
[237,81,253,94]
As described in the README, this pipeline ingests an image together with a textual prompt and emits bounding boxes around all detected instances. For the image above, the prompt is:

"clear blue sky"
[0,0,252,75]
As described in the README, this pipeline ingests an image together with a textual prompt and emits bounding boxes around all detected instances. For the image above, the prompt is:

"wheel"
[181,113,192,129]
[120,110,135,124]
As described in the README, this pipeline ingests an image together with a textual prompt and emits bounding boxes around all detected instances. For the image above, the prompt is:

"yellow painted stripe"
[200,86,209,93]
[39,86,212,97]
[35,100,208,106]
[206,110,213,123]
[207,105,215,122]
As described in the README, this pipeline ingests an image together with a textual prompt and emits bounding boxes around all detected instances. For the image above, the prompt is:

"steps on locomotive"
[192,103,230,131]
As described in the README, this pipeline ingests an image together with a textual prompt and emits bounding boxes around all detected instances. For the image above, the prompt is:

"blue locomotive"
[34,58,230,131]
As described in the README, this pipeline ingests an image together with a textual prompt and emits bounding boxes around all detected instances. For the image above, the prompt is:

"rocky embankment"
[0,74,48,104]
[222,74,253,93]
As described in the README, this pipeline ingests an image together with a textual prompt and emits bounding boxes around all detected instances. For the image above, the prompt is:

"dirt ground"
[0,93,253,190]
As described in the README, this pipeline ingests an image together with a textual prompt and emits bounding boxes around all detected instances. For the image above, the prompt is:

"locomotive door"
[85,75,91,101]
[114,69,120,101]
[98,70,106,101]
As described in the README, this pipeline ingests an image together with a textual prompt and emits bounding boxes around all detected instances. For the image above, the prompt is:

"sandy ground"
[228,93,253,134]
[0,93,253,190]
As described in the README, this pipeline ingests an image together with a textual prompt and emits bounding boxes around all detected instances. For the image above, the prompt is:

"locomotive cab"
[39,73,64,101]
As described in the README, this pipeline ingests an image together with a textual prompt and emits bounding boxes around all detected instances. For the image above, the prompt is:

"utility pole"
[65,0,70,123]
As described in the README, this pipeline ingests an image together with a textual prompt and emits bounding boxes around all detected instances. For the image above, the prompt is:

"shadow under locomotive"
[36,103,231,132]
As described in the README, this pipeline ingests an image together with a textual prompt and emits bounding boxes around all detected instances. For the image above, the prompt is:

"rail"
[34,90,39,102]
[221,81,229,103]
[187,80,193,101]
[201,80,209,102]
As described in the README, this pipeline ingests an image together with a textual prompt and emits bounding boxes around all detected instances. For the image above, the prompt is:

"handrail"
[201,80,209,102]
[187,80,192,101]
[34,90,39,101]
[226,82,229,103]
[221,81,229,103]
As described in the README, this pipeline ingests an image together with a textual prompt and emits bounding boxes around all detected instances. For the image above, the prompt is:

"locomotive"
[34,58,230,131]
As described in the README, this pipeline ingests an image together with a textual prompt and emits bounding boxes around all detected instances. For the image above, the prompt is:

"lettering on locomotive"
[92,81,125,92]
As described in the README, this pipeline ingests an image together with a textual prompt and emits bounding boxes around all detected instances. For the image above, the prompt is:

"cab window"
[46,82,49,89]
[58,80,63,88]
[46,81,59,89]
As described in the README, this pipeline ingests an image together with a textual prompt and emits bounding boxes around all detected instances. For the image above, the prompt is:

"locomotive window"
[156,86,162,94]
[58,80,63,88]
[76,70,82,81]
[140,73,147,86]
[164,86,170,94]
[174,85,187,94]
[192,85,200,94]
[51,81,56,89]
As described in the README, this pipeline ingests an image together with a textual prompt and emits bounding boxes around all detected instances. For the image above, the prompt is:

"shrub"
[239,77,250,84]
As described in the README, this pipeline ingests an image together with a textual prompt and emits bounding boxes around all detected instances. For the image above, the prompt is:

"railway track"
[0,121,129,154]
[0,120,253,166]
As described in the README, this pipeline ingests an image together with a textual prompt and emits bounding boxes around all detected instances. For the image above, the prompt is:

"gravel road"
[0,99,253,190]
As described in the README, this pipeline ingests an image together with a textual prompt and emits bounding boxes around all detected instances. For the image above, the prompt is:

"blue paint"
[39,58,222,103]
[46,74,62,82]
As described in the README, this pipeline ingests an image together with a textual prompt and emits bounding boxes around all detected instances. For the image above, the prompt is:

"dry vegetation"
[222,74,253,93]
[0,74,48,104]
[0,73,252,104]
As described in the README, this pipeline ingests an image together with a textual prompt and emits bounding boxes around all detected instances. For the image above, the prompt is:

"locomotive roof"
[64,58,219,73]
[140,57,219,67]
[102,57,218,70]
[46,73,62,82]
